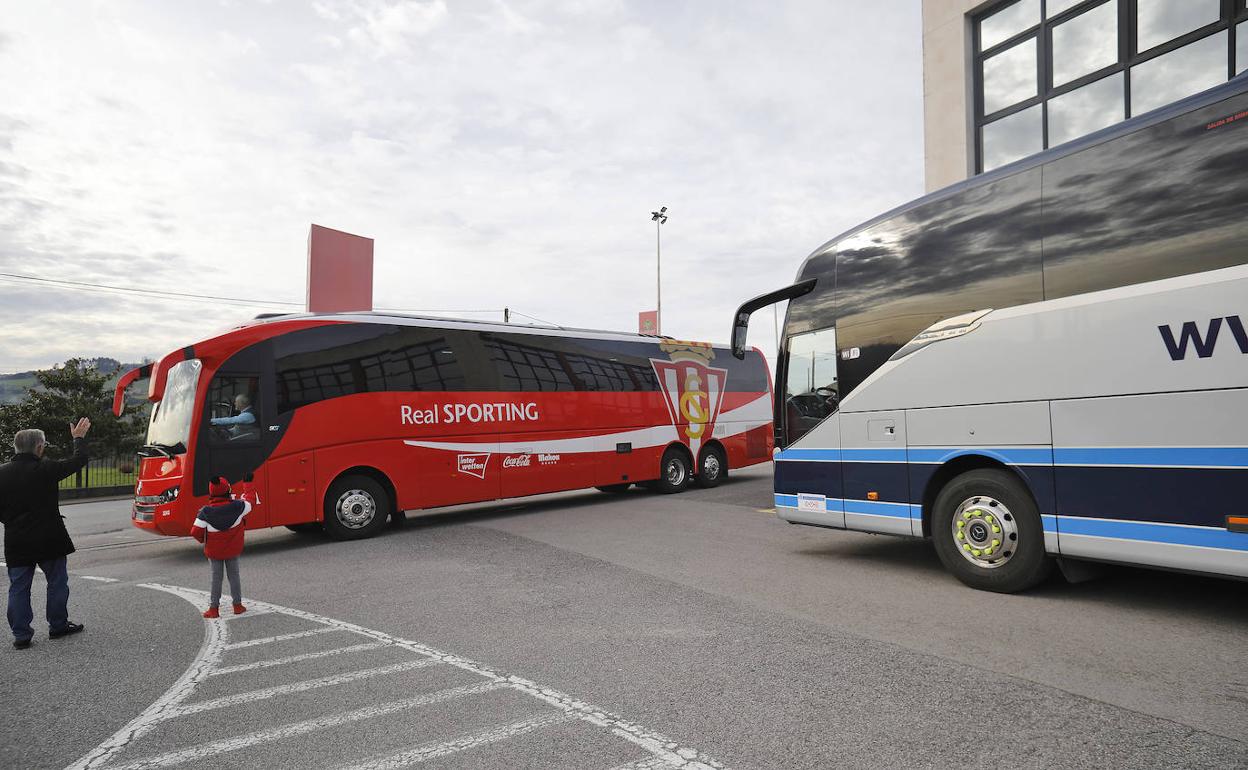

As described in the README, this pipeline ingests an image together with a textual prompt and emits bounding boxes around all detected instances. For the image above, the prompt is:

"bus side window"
[207,375,261,444]
[783,327,838,446]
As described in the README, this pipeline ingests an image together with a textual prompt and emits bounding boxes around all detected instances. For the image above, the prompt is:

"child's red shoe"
[233,604,247,615]
[203,607,220,619]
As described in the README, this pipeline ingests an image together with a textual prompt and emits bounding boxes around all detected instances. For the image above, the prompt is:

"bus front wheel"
[931,468,1053,593]
[323,475,391,541]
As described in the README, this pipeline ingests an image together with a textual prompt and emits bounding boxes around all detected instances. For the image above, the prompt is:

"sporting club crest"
[650,341,728,460]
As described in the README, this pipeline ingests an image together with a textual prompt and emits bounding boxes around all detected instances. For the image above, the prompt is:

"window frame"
[973,0,1248,173]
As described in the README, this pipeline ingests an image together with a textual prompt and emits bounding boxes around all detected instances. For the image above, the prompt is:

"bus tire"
[653,446,691,494]
[595,483,632,494]
[286,523,322,534]
[694,444,727,488]
[931,468,1053,593]
[322,475,391,541]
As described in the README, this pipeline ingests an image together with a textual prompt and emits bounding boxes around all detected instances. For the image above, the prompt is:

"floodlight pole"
[651,206,668,335]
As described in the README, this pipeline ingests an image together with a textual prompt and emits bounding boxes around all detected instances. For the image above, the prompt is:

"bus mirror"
[112,364,153,416]
[730,278,818,360]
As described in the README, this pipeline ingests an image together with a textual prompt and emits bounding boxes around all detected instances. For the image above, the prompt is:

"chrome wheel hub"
[336,489,376,529]
[952,495,1018,569]
[702,453,721,479]
[665,459,687,486]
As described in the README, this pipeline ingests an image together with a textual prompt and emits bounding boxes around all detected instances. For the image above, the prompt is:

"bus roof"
[236,311,692,347]
[797,73,1248,280]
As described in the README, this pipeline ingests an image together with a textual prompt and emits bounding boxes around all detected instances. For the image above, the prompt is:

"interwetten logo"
[457,453,491,479]
[650,341,728,460]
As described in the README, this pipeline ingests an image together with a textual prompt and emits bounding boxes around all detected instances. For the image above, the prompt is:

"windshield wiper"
[139,443,183,459]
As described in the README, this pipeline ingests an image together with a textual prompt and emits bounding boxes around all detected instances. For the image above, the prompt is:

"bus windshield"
[146,359,202,450]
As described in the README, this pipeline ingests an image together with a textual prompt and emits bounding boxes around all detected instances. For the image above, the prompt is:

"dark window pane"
[982,103,1043,170]
[1136,0,1221,53]
[980,0,1040,50]
[1041,90,1248,299]
[983,37,1039,114]
[1052,1,1118,87]
[1048,72,1125,145]
[1131,31,1228,115]
[832,169,1044,397]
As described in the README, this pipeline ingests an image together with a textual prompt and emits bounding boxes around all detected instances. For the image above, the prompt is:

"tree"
[9,359,147,458]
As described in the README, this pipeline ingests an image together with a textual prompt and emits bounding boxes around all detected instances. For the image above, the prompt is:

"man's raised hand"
[69,417,91,439]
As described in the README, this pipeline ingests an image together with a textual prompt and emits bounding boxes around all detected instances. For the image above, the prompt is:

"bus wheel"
[653,447,691,494]
[323,475,391,541]
[931,469,1053,593]
[595,483,632,494]
[694,444,727,488]
[286,523,322,534]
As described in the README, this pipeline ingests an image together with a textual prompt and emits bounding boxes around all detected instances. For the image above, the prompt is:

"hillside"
[0,359,148,405]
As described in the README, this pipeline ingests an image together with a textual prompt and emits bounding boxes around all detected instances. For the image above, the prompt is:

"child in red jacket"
[191,476,252,618]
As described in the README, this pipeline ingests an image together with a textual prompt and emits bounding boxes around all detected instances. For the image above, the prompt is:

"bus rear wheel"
[694,444,727,488]
[651,447,691,494]
[931,468,1053,593]
[322,475,391,541]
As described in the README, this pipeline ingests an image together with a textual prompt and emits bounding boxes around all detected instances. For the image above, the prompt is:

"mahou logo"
[650,341,728,459]
[457,453,491,479]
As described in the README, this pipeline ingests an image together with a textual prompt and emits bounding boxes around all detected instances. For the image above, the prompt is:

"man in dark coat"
[0,418,91,649]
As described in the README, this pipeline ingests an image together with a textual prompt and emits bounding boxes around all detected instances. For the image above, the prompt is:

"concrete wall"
[922,0,991,192]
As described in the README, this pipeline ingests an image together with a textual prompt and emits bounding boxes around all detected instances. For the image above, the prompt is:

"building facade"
[922,0,1248,191]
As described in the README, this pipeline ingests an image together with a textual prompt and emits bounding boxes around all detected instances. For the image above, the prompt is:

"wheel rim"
[951,495,1018,569]
[335,489,377,529]
[702,452,721,480]
[665,457,687,486]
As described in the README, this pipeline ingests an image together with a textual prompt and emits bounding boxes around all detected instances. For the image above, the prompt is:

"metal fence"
[57,454,138,494]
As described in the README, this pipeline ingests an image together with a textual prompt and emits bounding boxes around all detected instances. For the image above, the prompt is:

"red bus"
[114,314,774,539]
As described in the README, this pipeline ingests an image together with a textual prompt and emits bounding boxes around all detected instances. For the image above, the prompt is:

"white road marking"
[608,757,683,770]
[208,642,387,676]
[103,682,505,770]
[66,582,728,770]
[335,711,577,769]
[224,626,338,649]
[221,607,274,619]
[65,585,228,770]
[80,575,120,583]
[170,659,439,717]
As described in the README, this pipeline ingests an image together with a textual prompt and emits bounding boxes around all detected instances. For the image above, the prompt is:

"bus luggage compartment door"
[265,452,316,527]
[838,411,913,535]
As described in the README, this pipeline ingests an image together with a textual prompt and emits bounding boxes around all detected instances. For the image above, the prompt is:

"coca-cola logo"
[503,454,532,468]
[457,453,491,479]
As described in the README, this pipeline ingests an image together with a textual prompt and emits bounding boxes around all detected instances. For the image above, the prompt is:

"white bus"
[732,76,1248,592]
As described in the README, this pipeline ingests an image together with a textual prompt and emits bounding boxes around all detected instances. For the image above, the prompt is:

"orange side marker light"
[1227,516,1248,534]
[867,491,880,501]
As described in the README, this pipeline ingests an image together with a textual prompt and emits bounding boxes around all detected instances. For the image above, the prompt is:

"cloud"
[0,1,924,373]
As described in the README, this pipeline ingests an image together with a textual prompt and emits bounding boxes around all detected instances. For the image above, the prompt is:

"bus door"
[198,345,275,529]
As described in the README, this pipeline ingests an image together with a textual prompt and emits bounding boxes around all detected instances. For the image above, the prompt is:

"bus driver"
[211,394,257,439]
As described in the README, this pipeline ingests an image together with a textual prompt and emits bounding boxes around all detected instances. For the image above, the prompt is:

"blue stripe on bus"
[907,447,1053,466]
[775,448,842,462]
[775,494,914,520]
[1056,516,1248,552]
[1053,447,1248,468]
[1042,514,1058,534]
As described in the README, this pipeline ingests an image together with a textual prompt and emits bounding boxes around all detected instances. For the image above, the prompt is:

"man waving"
[0,418,91,650]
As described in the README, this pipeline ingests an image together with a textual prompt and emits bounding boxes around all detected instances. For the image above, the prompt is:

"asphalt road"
[3,465,1245,769]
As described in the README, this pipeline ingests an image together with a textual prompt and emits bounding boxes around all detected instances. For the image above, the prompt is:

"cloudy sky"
[0,0,922,374]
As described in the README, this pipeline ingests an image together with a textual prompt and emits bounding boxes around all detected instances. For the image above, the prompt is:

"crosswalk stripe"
[225,627,338,649]
[606,757,682,770]
[101,681,505,770]
[208,642,386,676]
[334,712,576,770]
[170,659,439,717]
